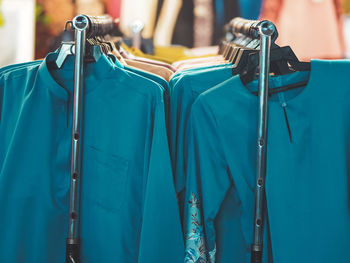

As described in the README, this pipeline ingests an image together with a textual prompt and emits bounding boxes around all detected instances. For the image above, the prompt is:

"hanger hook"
[65,21,73,31]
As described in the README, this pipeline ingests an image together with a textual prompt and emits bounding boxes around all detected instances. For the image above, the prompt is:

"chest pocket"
[82,145,129,212]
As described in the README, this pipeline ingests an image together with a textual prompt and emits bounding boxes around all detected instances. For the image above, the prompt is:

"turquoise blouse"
[0,53,184,263]
[184,60,350,263]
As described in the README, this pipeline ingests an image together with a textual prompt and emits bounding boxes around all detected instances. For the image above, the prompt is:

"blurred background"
[0,0,349,67]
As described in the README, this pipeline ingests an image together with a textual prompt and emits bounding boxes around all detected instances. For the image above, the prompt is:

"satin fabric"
[184,60,350,262]
[0,53,184,263]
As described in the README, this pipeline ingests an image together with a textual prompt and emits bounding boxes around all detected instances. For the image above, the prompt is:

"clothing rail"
[85,15,115,38]
[66,14,115,263]
[229,17,278,43]
[230,17,276,263]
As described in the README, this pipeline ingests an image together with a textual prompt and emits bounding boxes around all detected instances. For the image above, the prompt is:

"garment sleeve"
[168,75,188,195]
[153,0,183,46]
[138,101,184,263]
[259,0,283,23]
[183,97,230,263]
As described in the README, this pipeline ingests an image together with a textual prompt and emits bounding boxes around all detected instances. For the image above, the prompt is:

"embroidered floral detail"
[188,193,200,208]
[208,246,216,263]
[185,193,212,263]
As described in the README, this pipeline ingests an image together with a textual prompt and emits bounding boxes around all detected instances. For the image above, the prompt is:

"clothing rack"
[223,17,278,50]
[65,14,276,263]
[229,17,276,263]
[66,14,115,263]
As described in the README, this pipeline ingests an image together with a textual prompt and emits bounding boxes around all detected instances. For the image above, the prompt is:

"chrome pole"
[66,14,89,263]
[251,21,275,263]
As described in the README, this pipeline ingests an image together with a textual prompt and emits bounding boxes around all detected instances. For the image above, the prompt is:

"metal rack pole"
[66,14,89,263]
[63,14,114,263]
[251,21,275,263]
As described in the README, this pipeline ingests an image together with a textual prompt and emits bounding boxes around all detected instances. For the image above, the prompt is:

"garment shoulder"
[198,77,239,107]
[190,68,232,93]
[197,76,253,124]
[0,64,40,81]
[115,69,165,104]
[325,59,350,76]
[170,73,190,93]
[0,65,40,89]
[311,60,350,96]
[0,61,41,74]
[191,93,219,125]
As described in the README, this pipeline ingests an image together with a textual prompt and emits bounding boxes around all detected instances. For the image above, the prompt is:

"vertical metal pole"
[251,21,275,263]
[66,15,89,263]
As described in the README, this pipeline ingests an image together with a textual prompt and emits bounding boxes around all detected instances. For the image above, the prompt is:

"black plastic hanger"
[239,44,311,94]
[84,38,103,62]
[242,45,310,78]
[221,19,310,94]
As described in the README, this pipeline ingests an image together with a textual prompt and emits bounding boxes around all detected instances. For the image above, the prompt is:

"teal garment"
[169,63,231,88]
[107,53,170,93]
[126,66,169,92]
[123,64,171,132]
[239,0,262,19]
[1,57,173,144]
[0,60,42,75]
[184,60,350,263]
[107,54,172,133]
[169,65,232,199]
[0,53,184,262]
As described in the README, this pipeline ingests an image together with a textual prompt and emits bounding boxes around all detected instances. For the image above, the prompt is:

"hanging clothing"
[0,60,42,75]
[171,0,195,47]
[123,43,215,64]
[238,0,262,19]
[189,46,220,56]
[125,58,174,81]
[106,0,122,19]
[260,0,345,60]
[172,56,226,71]
[184,60,350,263]
[193,0,214,47]
[155,0,240,47]
[175,60,227,71]
[118,44,177,72]
[0,52,184,263]
[212,0,240,45]
[153,0,183,46]
[122,44,173,63]
[2,13,350,263]
[168,64,232,194]
[172,54,223,66]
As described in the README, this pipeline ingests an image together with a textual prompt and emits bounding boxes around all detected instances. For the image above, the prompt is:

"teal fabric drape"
[0,53,184,263]
[184,60,350,263]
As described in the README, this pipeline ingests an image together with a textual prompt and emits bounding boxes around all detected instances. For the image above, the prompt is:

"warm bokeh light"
[0,0,349,67]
